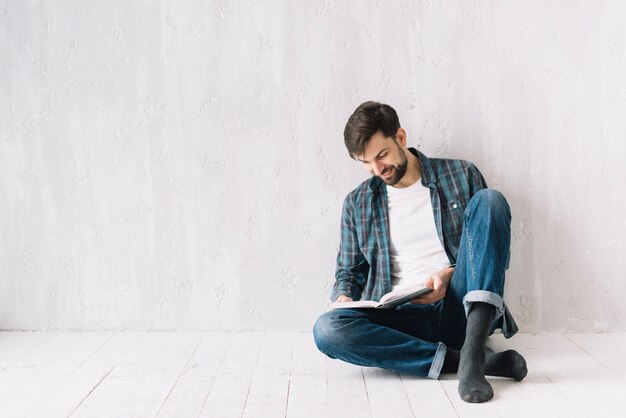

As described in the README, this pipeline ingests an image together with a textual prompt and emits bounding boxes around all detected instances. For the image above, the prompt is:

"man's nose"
[372,161,384,175]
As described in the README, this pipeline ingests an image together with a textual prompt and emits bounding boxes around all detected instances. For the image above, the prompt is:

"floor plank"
[1,333,82,399]
[401,374,458,417]
[197,332,265,418]
[3,332,114,417]
[27,362,115,418]
[67,332,179,417]
[111,332,204,417]
[155,332,232,418]
[0,332,49,372]
[325,360,371,418]
[361,367,416,418]
[566,333,626,368]
[486,333,626,417]
[0,331,624,417]
[285,332,329,418]
[241,331,293,418]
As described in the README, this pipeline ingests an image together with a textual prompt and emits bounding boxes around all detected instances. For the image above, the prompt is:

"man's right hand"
[335,295,353,303]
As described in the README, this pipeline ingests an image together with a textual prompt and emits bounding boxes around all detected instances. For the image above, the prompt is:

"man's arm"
[331,195,369,302]
[410,266,455,304]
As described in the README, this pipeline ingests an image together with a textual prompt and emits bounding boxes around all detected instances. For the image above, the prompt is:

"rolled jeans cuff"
[427,342,447,380]
[462,290,519,338]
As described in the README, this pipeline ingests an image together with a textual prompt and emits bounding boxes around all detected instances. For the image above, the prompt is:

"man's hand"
[410,267,454,305]
[335,295,353,303]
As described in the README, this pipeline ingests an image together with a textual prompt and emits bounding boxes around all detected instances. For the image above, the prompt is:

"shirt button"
[452,203,458,208]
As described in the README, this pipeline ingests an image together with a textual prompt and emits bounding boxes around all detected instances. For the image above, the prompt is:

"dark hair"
[343,101,401,158]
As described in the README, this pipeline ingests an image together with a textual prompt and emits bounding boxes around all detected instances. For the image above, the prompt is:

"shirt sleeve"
[467,162,488,196]
[331,195,369,301]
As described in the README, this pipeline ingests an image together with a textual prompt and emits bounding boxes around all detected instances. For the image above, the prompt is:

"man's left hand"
[410,267,455,305]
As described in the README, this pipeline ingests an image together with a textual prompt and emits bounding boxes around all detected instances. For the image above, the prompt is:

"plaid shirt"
[332,148,488,302]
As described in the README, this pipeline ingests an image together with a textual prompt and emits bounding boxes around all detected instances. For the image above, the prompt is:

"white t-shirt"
[386,180,451,292]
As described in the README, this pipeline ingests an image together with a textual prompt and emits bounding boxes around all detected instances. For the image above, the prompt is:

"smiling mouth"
[381,167,393,177]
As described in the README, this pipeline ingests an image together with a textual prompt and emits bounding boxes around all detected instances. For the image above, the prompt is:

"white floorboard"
[113,332,203,418]
[0,331,625,418]
[0,332,84,400]
[0,332,49,372]
[401,374,458,417]
[362,367,416,418]
[12,332,115,417]
[241,332,292,418]
[67,332,178,417]
[325,357,371,418]
[197,332,265,418]
[284,332,328,418]
[155,332,231,418]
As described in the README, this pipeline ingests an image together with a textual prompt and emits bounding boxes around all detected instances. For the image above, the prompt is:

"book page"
[379,283,431,305]
[329,300,379,310]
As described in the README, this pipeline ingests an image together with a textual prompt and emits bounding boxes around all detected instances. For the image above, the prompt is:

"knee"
[472,188,507,207]
[467,189,510,218]
[312,312,337,354]
[312,311,352,356]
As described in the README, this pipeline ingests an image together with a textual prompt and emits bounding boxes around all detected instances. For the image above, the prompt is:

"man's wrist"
[443,266,454,284]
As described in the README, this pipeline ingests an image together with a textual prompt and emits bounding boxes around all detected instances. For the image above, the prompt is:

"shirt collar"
[368,148,436,191]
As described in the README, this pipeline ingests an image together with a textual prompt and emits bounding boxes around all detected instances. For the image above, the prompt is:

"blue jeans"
[313,189,519,379]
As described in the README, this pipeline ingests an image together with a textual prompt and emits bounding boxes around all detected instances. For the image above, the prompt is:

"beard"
[379,152,408,186]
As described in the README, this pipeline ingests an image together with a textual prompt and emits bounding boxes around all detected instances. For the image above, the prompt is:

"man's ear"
[395,128,407,147]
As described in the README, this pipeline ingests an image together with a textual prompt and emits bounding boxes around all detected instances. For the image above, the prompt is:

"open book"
[329,283,433,310]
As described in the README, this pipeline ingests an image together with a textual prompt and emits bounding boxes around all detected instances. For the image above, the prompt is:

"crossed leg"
[313,189,527,403]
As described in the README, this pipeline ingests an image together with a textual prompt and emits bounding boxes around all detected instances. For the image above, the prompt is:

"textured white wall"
[1,1,624,332]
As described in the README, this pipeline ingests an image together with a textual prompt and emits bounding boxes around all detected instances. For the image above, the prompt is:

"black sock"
[443,346,528,382]
[442,347,460,373]
[484,349,528,381]
[458,302,495,403]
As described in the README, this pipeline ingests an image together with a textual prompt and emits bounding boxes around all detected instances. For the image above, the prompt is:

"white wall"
[1,1,624,332]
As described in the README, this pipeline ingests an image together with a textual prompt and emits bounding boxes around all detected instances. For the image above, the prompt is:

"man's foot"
[458,345,494,403]
[457,302,495,403]
[485,349,528,381]
[443,346,528,382]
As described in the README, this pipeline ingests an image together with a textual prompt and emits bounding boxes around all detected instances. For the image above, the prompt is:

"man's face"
[355,131,408,186]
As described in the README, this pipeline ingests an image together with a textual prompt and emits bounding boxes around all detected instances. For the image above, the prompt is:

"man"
[313,101,527,403]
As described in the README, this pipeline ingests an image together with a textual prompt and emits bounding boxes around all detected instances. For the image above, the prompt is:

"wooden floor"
[1,331,625,418]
